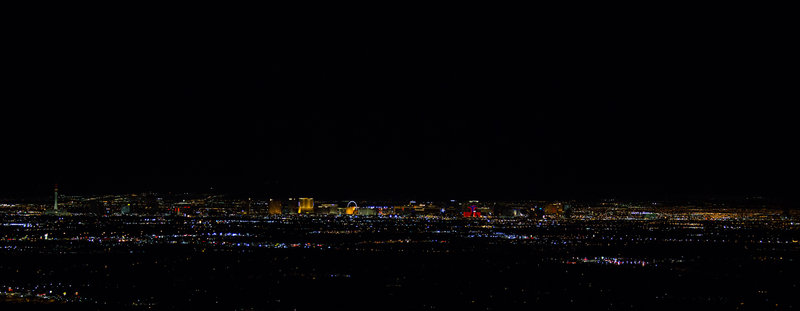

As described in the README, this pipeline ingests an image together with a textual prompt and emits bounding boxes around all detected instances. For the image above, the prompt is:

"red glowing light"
[462,211,481,217]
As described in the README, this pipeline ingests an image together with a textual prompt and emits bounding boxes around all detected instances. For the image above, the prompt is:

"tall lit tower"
[53,184,58,211]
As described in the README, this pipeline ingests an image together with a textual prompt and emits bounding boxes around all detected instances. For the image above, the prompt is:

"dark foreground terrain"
[1,215,798,310]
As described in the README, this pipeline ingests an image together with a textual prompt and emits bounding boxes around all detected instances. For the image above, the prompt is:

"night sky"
[1,6,795,201]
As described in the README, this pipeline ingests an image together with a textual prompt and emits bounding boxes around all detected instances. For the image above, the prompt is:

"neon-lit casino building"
[298,197,314,214]
[463,205,481,217]
[268,199,283,215]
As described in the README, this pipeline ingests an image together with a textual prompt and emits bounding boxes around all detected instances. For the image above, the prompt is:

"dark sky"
[1,5,795,201]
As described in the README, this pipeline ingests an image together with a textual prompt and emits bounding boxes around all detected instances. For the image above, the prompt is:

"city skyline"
[2,5,797,310]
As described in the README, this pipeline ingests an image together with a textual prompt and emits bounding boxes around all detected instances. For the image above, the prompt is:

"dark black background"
[1,4,795,201]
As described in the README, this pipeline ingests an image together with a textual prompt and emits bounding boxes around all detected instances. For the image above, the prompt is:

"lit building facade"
[268,199,282,215]
[298,197,314,214]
